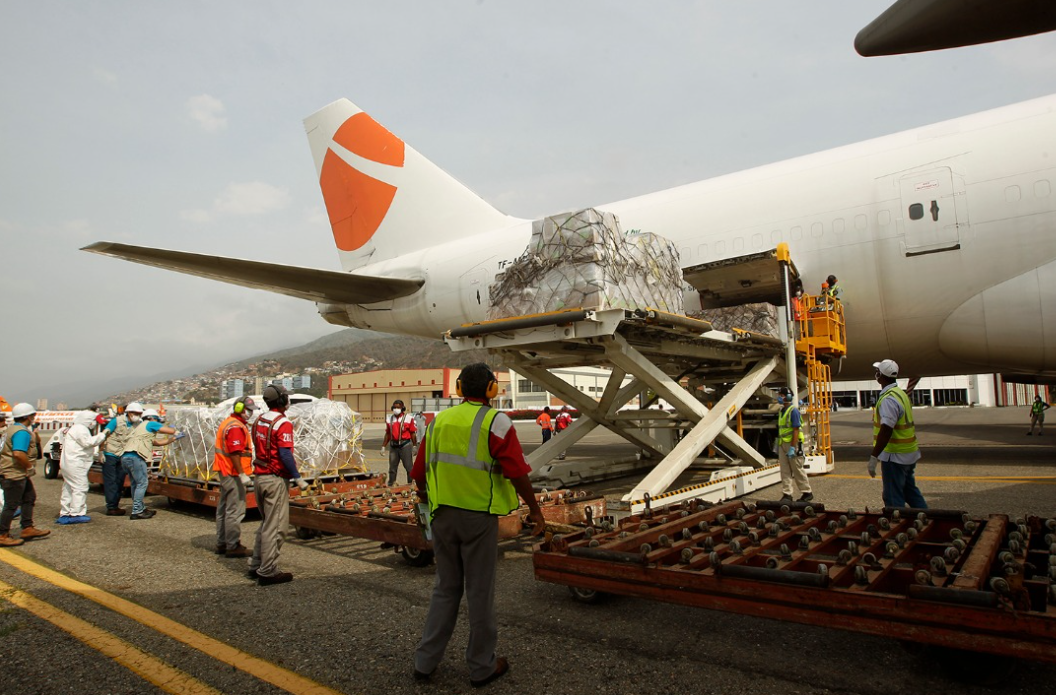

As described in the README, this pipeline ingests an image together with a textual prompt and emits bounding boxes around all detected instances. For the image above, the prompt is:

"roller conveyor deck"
[534,498,1056,664]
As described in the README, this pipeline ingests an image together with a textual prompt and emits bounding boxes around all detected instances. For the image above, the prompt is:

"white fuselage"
[325,96,1056,380]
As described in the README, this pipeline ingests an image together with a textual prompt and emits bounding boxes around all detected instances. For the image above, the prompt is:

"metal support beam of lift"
[446,306,788,514]
[444,244,844,514]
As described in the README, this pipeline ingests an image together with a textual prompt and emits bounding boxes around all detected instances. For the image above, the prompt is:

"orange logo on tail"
[319,113,405,252]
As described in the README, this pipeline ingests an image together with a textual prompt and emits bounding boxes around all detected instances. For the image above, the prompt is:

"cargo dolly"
[289,485,605,566]
[149,471,387,510]
[534,498,1056,668]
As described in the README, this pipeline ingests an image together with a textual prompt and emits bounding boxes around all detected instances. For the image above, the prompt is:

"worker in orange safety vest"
[212,396,256,558]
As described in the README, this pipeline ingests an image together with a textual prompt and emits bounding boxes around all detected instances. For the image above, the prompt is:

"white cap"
[873,359,899,378]
[125,401,144,413]
[142,408,160,419]
[12,403,36,419]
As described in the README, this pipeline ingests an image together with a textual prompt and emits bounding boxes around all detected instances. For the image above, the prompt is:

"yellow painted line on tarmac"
[827,474,1056,484]
[0,577,223,695]
[0,550,344,695]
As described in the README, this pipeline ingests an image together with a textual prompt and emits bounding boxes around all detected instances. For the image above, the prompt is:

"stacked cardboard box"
[488,208,683,319]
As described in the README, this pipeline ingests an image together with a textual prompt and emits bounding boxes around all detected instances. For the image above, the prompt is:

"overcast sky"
[3,1,1056,405]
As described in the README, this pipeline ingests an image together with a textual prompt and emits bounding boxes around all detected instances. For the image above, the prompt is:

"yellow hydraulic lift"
[785,248,847,473]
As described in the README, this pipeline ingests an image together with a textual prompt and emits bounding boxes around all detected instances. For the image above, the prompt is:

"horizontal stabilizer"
[82,242,423,304]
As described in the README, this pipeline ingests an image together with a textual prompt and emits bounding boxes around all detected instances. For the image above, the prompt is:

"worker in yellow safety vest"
[776,389,812,503]
[868,359,927,509]
[410,362,544,688]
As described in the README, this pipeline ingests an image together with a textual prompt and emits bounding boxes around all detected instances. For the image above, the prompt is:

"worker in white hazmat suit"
[57,411,110,524]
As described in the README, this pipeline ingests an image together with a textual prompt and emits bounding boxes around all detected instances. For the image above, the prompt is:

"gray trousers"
[414,506,498,681]
[779,446,811,496]
[388,443,413,485]
[249,475,289,577]
[215,474,247,550]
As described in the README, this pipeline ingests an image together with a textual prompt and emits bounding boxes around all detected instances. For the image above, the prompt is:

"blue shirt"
[10,429,31,453]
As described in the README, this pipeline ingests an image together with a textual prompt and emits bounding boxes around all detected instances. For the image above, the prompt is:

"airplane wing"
[856,0,1056,56]
[81,242,423,304]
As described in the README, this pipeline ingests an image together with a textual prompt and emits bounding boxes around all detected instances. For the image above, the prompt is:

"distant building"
[508,366,637,409]
[830,374,1047,409]
[220,379,246,400]
[36,398,48,411]
[329,368,511,423]
[270,376,312,391]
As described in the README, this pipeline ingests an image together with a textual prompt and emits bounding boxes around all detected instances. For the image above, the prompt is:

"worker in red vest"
[554,407,572,460]
[249,384,309,585]
[212,396,256,558]
[382,399,417,485]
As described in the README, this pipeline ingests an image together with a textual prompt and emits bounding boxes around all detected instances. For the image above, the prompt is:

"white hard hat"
[872,359,899,378]
[125,402,144,413]
[142,408,160,419]
[12,403,36,419]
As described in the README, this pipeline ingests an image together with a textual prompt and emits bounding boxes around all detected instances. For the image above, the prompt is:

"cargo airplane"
[85,93,1056,382]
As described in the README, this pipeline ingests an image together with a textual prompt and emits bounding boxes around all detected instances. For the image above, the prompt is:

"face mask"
[392,408,402,416]
[128,414,141,424]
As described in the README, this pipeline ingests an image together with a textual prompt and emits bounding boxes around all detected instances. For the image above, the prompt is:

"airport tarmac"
[0,406,1054,694]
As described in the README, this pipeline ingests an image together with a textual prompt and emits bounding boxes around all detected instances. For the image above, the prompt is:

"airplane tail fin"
[304,99,514,271]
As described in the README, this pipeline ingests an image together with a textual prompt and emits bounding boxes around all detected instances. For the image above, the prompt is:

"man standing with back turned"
[868,359,927,509]
[249,384,310,585]
[411,362,545,688]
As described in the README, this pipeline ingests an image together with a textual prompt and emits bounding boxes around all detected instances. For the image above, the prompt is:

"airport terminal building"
[331,368,1049,420]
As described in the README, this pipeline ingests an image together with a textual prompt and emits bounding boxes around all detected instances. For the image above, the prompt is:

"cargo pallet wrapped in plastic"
[695,302,780,337]
[161,399,365,483]
[488,208,683,319]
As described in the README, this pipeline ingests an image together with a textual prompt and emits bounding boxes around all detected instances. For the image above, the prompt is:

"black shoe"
[247,569,260,580]
[129,510,155,520]
[215,543,227,554]
[798,493,814,503]
[470,657,509,688]
[413,667,433,682]
[257,571,293,586]
[779,494,793,502]
[1027,432,1033,435]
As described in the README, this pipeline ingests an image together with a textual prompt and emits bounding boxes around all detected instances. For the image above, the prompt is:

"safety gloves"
[867,455,879,478]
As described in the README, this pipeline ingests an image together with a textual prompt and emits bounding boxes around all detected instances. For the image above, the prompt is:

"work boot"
[225,544,252,558]
[257,571,293,586]
[20,527,51,540]
[0,534,24,547]
[106,508,127,516]
[798,493,814,503]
